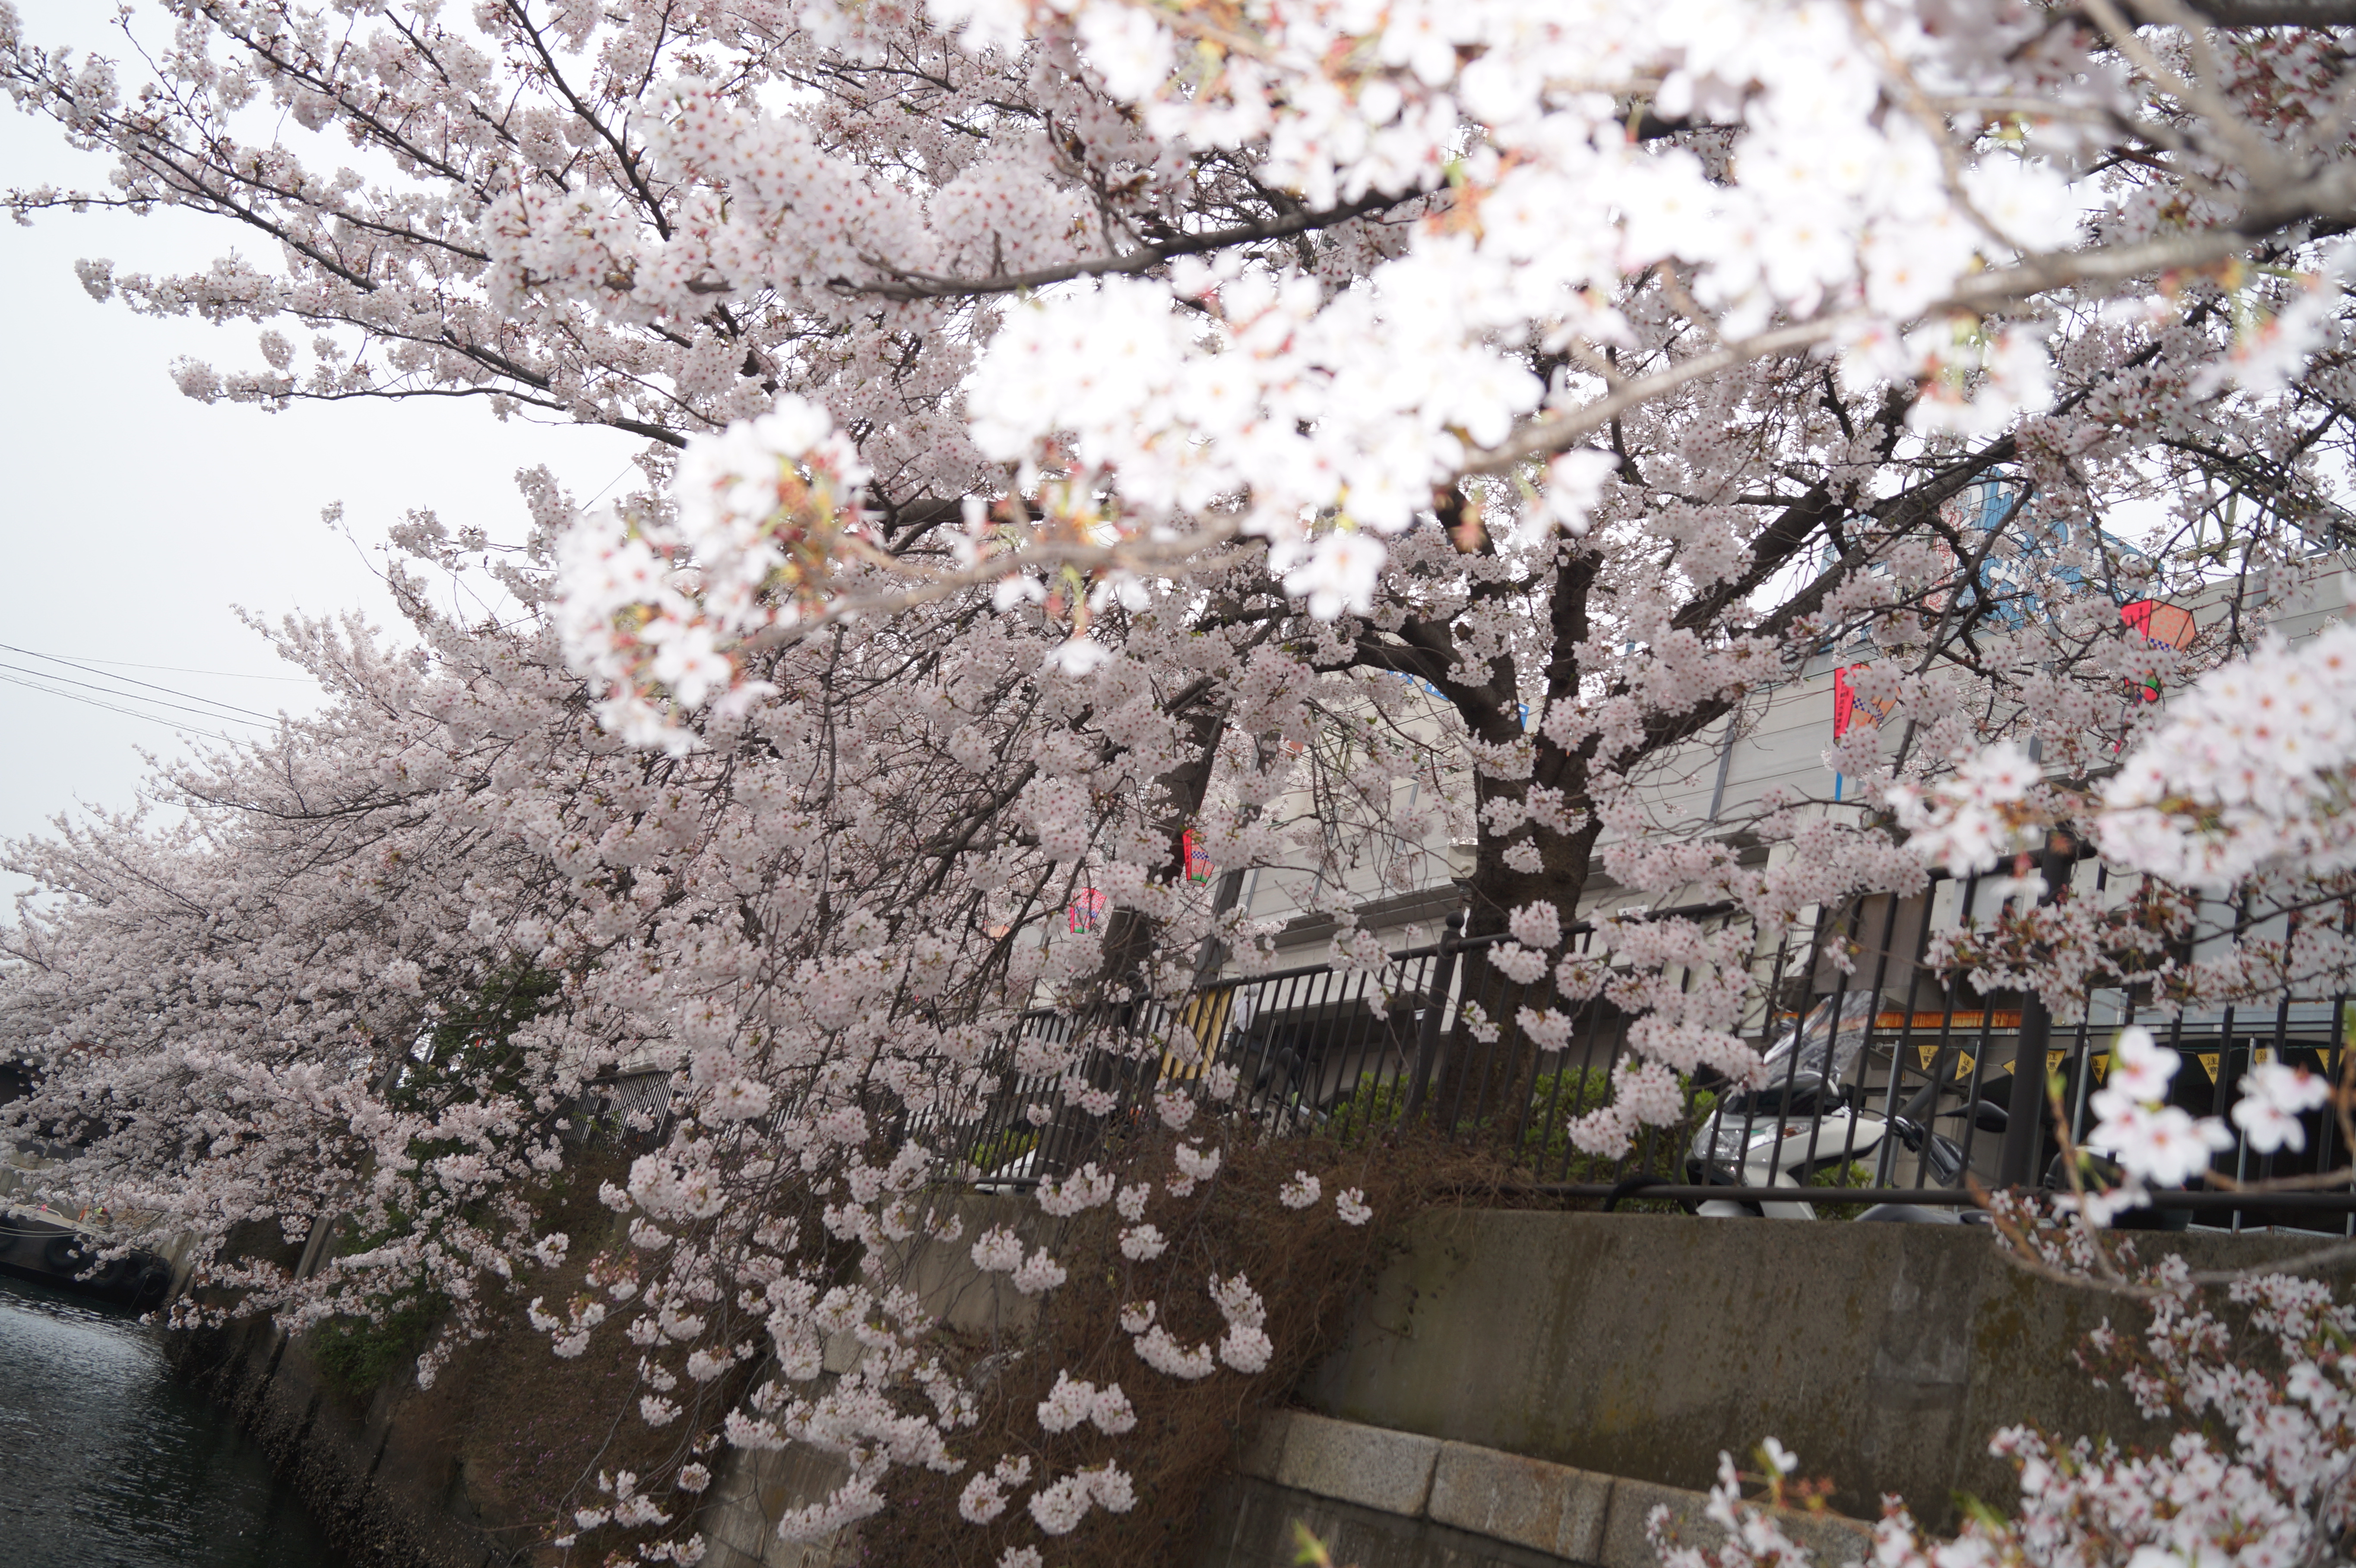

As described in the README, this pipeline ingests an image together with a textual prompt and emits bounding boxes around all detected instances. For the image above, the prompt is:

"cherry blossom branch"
[735,525,1261,654]
[1465,316,1864,475]
[2089,0,2289,184]
[1472,203,2355,480]
[827,191,1416,301]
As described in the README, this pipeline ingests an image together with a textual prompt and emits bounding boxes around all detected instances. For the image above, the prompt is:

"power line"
[0,672,250,746]
[0,661,277,729]
[0,645,285,723]
[27,653,313,683]
[0,669,254,741]
[583,458,641,508]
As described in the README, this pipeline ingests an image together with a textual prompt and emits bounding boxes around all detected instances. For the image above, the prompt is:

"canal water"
[0,1271,347,1568]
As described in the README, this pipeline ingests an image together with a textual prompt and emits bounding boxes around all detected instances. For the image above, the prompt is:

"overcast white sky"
[0,59,636,895]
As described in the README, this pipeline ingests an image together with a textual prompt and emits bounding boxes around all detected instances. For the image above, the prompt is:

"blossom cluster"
[12,0,2356,1558]
[1886,742,2044,878]
[2070,1026,2337,1223]
[2098,623,2356,893]
[557,399,874,752]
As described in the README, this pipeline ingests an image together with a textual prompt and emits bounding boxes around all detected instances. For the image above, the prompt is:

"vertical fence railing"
[750,881,2356,1226]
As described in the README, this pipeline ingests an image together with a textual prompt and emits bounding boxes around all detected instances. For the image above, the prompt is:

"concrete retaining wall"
[700,1192,1045,1567]
[164,1195,1047,1568]
[703,1447,852,1568]
[166,1311,516,1568]
[1298,1210,2356,1530]
[1195,1410,1873,1568]
[167,1200,2356,1565]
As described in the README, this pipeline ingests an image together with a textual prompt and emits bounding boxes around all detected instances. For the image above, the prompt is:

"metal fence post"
[1997,833,2075,1189]
[1998,993,2054,1189]
[1401,911,1465,1125]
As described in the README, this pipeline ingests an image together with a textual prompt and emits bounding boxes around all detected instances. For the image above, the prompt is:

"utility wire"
[583,458,640,508]
[0,671,251,746]
[33,653,312,683]
[0,645,284,723]
[0,661,276,729]
[0,669,250,740]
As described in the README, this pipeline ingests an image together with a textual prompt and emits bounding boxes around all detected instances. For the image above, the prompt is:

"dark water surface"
[0,1271,347,1568]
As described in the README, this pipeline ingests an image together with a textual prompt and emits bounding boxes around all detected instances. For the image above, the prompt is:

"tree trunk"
[1039,692,1233,1175]
[1425,803,1602,1135]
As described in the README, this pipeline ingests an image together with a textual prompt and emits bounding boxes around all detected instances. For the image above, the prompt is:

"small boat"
[0,1211,173,1310]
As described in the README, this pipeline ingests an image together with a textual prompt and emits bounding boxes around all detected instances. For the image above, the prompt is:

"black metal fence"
[576,873,2356,1231]
[898,874,2356,1233]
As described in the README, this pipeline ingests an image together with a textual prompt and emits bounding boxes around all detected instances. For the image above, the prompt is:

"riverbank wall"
[1301,1214,2356,1536]
[169,1206,2356,1568]
[167,1301,517,1568]
[163,1192,1048,1568]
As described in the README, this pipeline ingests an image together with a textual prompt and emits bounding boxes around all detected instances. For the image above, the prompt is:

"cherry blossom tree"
[14,0,2356,1559]
[0,506,1372,1560]
[12,0,2356,951]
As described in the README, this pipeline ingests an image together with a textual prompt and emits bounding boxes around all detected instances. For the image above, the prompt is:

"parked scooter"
[1685,991,2004,1219]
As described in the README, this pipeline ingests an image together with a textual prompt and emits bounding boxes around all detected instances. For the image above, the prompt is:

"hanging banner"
[1831,664,1897,802]
[2120,601,2198,701]
[1833,664,1895,737]
[1181,829,1217,884]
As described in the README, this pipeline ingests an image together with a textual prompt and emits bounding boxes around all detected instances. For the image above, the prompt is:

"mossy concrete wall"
[158,1192,1048,1568]
[1300,1211,2356,1529]
[169,1199,2356,1564]
[167,1309,516,1568]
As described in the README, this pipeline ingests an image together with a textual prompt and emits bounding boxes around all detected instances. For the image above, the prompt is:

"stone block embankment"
[1197,1409,1872,1568]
